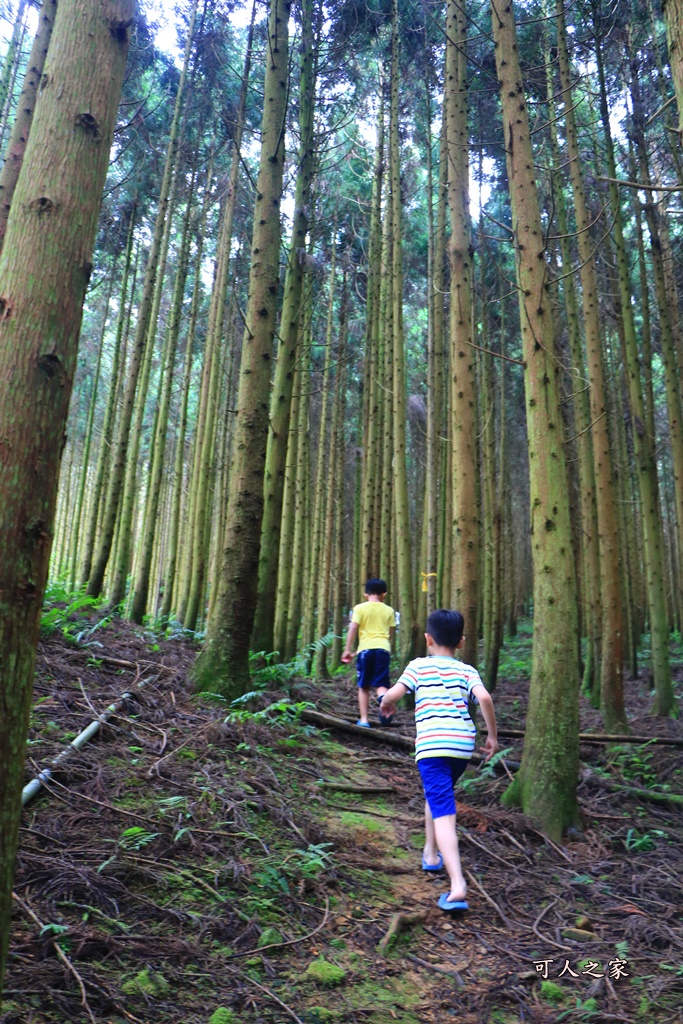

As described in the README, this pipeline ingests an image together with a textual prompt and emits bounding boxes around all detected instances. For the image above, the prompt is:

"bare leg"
[427,802,466,901]
[358,687,370,724]
[423,799,440,866]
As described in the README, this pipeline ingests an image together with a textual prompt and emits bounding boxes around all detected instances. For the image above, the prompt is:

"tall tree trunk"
[360,87,385,584]
[0,0,132,991]
[192,0,290,697]
[662,0,683,136]
[86,0,197,598]
[160,178,211,622]
[252,0,318,652]
[301,242,336,651]
[545,36,601,702]
[0,0,57,253]
[491,0,580,839]
[315,264,348,678]
[556,0,625,730]
[68,263,117,589]
[109,162,180,607]
[592,5,673,716]
[446,0,478,666]
[629,45,683,645]
[389,0,416,663]
[130,173,195,622]
[79,208,136,586]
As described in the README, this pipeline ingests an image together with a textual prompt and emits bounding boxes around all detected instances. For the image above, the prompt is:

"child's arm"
[379,681,408,714]
[471,683,499,760]
[341,621,359,664]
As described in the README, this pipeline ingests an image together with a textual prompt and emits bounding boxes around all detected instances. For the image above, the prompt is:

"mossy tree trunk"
[0,0,133,991]
[192,0,290,698]
[556,0,625,731]
[252,0,318,653]
[491,0,580,839]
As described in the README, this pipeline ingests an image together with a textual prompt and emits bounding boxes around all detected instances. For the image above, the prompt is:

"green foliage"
[118,826,160,851]
[251,843,335,896]
[609,742,660,788]
[121,969,170,997]
[41,581,109,644]
[226,696,314,729]
[556,997,599,1021]
[497,623,533,680]
[623,828,668,852]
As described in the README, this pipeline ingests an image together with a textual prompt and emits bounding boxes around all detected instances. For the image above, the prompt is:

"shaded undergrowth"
[4,621,683,1023]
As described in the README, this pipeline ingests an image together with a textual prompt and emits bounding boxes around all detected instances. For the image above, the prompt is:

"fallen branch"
[319,781,395,793]
[488,728,683,749]
[13,892,96,1024]
[405,953,464,988]
[303,710,519,769]
[377,910,427,954]
[465,870,510,929]
[582,770,683,807]
[225,897,330,959]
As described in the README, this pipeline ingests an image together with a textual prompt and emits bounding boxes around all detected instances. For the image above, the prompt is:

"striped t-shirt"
[397,655,481,761]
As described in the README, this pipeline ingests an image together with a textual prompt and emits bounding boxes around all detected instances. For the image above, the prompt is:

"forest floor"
[3,617,683,1024]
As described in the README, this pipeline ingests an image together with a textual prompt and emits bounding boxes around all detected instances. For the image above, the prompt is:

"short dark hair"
[426,609,464,647]
[365,577,387,596]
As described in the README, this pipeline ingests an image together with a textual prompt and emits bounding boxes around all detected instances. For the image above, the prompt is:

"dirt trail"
[3,623,682,1024]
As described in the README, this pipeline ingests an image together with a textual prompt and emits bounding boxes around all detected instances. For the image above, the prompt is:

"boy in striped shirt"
[379,609,498,912]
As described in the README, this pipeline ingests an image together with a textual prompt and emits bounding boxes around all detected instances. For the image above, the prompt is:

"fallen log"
[489,727,683,749]
[301,709,520,770]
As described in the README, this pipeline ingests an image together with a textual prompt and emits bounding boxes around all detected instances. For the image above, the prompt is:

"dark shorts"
[417,756,470,819]
[356,648,391,690]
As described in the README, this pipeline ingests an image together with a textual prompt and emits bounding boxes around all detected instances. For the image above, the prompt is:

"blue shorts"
[356,648,391,690]
[417,757,470,819]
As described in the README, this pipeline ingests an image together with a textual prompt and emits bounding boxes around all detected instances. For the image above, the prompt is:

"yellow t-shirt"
[352,601,395,653]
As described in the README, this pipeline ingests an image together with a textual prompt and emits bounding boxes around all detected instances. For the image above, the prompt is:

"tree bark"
[252,0,318,652]
[192,0,290,697]
[446,0,478,665]
[0,0,57,254]
[556,0,625,731]
[0,0,133,991]
[491,0,580,839]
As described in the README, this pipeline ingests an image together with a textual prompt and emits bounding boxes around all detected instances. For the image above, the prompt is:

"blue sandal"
[422,853,444,872]
[438,893,469,912]
[356,720,371,728]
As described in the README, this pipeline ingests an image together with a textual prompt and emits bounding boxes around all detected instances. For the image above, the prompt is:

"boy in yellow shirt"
[341,578,396,728]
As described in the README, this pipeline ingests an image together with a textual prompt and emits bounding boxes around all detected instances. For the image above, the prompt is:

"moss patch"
[208,1010,236,1024]
[121,968,170,997]
[539,980,565,1003]
[306,958,346,986]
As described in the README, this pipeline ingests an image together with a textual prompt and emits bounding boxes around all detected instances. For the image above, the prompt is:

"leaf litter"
[3,622,682,1024]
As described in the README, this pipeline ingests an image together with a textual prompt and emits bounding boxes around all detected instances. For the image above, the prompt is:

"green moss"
[121,969,170,997]
[258,927,283,947]
[539,980,565,1003]
[338,812,383,833]
[307,1009,337,1023]
[306,958,346,986]
[209,1010,236,1024]
[500,775,521,808]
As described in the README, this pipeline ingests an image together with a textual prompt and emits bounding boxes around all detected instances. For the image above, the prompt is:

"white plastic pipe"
[22,682,144,806]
